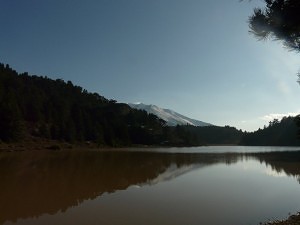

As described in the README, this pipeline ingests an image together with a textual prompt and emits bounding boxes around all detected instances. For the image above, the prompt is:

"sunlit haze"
[1,0,299,131]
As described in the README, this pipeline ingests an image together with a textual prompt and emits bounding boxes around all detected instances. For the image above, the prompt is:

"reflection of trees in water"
[248,151,300,184]
[0,150,299,224]
[0,151,170,224]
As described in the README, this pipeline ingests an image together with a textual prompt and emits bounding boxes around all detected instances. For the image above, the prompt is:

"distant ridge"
[128,103,212,127]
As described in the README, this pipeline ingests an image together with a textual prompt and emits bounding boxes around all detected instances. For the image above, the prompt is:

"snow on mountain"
[128,103,212,127]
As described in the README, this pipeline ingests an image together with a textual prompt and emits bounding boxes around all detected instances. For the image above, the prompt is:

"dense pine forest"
[0,63,203,146]
[241,117,300,146]
[0,63,299,147]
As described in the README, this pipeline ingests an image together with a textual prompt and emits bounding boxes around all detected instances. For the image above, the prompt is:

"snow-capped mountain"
[128,103,212,127]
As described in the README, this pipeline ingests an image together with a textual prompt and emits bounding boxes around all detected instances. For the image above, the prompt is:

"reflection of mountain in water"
[0,150,299,224]
[146,163,206,185]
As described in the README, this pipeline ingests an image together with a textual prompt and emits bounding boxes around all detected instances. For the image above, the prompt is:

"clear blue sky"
[1,0,300,131]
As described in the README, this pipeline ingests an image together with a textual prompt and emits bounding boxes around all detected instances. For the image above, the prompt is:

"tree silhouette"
[248,0,300,52]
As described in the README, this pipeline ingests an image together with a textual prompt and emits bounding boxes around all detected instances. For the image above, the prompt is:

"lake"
[1,146,300,225]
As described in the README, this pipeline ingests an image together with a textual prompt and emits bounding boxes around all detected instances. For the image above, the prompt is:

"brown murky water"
[1,147,300,225]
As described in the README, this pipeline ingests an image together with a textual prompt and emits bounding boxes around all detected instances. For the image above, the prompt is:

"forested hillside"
[0,63,183,146]
[241,117,300,146]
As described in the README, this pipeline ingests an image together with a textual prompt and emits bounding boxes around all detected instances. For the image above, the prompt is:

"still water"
[0,146,300,225]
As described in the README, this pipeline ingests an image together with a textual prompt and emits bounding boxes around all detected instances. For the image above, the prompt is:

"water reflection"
[249,151,300,183]
[0,150,299,224]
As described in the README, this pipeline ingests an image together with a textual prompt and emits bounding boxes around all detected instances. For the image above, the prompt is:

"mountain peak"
[128,103,212,127]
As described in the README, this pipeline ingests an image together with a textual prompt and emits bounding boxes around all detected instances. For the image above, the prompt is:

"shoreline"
[260,213,300,225]
[0,138,105,152]
[0,137,201,152]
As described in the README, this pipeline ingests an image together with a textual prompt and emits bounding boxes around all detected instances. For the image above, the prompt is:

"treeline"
[183,125,243,145]
[184,116,300,146]
[0,63,299,147]
[0,63,203,146]
[240,116,300,146]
